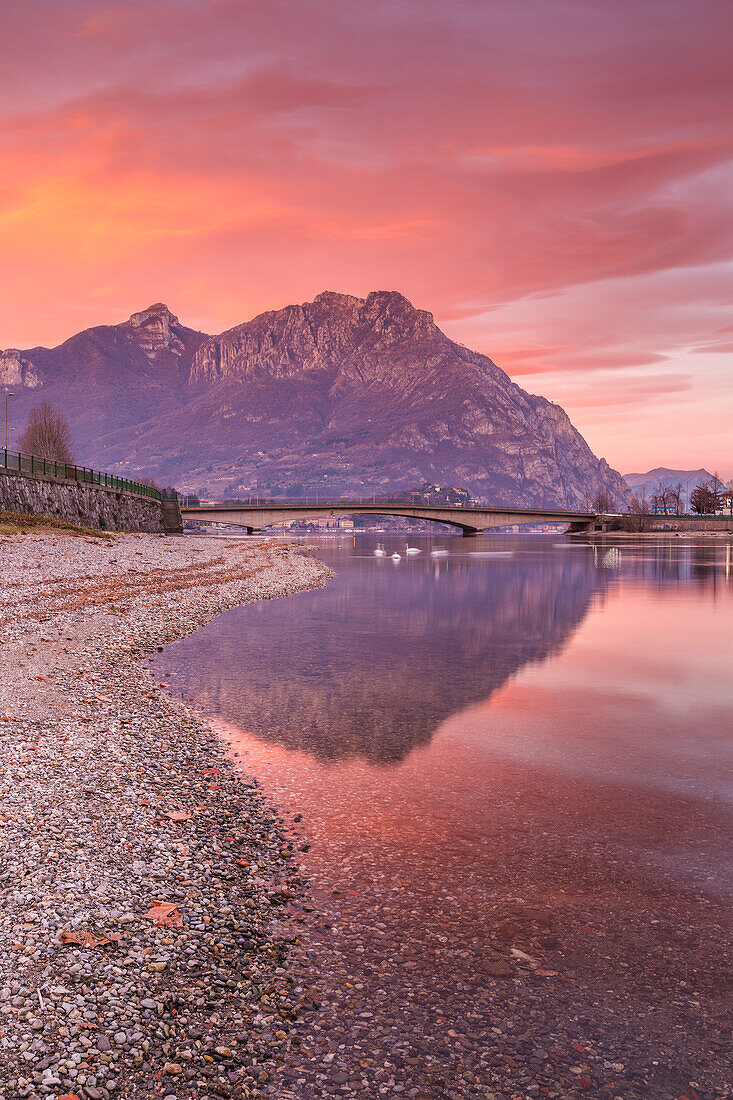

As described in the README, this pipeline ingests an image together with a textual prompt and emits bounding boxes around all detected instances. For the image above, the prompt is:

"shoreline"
[0,530,331,1100]
[571,529,733,539]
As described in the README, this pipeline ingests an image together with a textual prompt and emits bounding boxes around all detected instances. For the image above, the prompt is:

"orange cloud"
[0,0,731,473]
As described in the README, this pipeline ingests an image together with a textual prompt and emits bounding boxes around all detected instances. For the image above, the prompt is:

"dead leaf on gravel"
[510,947,541,969]
[144,900,184,928]
[161,810,192,822]
[58,925,119,948]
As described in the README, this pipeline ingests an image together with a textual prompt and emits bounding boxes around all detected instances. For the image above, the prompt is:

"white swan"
[391,552,402,561]
[405,544,421,555]
[373,544,386,557]
[430,548,449,557]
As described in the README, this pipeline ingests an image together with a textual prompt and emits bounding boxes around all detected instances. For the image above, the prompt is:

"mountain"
[623,467,715,498]
[1,304,205,460]
[1,292,628,508]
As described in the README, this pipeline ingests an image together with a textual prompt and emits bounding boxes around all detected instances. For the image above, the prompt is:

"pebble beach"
[0,530,331,1100]
[3,528,731,1100]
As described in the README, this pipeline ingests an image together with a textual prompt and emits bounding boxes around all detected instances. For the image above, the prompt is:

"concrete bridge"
[180,500,610,536]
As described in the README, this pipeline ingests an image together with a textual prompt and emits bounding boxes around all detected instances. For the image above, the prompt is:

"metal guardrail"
[1,448,162,501]
[181,498,596,517]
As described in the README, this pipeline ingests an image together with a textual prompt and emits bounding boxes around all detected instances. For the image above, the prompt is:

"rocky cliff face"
[128,304,191,361]
[1,292,628,508]
[0,350,43,389]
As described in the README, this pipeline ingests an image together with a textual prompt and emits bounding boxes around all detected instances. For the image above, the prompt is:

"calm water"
[153,534,733,1097]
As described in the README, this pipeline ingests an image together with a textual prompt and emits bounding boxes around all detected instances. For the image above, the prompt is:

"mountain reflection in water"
[153,534,733,1099]
[156,537,614,764]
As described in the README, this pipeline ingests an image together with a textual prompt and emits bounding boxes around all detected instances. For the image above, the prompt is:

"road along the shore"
[0,530,331,1100]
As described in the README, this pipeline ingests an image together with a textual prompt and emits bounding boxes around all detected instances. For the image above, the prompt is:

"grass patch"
[0,510,115,539]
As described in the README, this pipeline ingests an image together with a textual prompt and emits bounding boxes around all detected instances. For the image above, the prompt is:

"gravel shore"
[0,530,331,1100]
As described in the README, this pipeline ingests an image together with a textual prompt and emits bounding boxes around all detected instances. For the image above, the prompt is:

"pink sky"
[1,0,731,475]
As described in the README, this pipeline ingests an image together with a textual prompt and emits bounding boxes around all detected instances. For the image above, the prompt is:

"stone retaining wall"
[645,515,733,532]
[0,466,164,532]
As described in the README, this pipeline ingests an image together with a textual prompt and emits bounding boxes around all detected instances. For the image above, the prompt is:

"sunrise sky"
[2,0,731,475]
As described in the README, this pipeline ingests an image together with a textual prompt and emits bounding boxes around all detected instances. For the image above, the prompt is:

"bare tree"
[17,402,75,462]
[670,481,684,515]
[582,487,613,512]
[622,491,649,532]
[649,479,685,515]
[591,488,614,513]
[651,479,674,514]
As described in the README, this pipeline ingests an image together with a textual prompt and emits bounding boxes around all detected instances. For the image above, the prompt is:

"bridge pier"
[461,528,482,537]
[566,516,621,535]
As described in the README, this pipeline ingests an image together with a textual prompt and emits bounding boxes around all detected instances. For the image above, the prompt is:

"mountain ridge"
[623,467,715,495]
[1,292,629,509]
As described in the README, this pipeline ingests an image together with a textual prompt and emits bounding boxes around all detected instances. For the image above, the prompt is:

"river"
[152,533,733,1099]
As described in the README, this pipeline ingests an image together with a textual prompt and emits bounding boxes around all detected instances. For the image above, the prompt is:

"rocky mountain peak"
[364,288,432,319]
[312,291,362,310]
[311,289,436,335]
[190,290,444,384]
[129,302,177,325]
[361,289,437,343]
[127,303,185,358]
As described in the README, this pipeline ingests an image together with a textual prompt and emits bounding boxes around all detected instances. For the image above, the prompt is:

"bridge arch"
[180,500,598,535]
[186,506,482,535]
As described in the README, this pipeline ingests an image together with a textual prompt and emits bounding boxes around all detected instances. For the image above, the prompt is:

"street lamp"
[5,392,14,452]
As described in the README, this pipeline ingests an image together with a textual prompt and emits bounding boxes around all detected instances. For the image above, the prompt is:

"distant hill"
[623,467,715,497]
[1,292,629,509]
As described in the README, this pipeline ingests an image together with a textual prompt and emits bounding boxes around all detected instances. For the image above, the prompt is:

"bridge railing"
[180,497,595,516]
[1,448,162,501]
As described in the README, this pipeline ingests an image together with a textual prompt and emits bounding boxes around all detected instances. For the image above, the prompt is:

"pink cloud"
[560,373,693,410]
[501,348,670,375]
